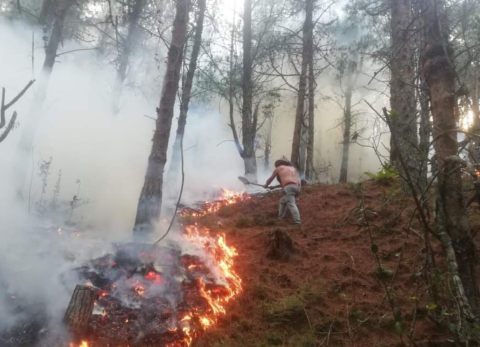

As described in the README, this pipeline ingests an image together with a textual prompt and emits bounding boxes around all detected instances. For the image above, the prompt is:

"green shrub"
[374,265,393,280]
[364,164,399,186]
[263,294,306,324]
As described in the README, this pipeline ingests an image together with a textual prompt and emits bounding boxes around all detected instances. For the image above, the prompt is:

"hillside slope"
[188,181,472,347]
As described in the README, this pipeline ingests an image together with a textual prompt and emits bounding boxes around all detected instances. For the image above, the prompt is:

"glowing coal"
[69,189,245,347]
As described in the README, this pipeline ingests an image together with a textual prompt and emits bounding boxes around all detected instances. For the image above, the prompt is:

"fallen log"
[64,285,97,336]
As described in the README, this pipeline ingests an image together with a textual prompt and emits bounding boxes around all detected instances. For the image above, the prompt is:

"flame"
[133,282,145,297]
[172,227,242,346]
[181,188,249,217]
[145,271,164,284]
[75,188,246,347]
[178,189,244,340]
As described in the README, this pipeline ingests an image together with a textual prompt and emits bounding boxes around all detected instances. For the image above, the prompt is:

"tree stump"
[64,285,97,336]
[266,229,294,261]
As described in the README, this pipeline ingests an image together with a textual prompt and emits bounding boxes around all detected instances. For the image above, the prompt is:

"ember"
[68,189,245,347]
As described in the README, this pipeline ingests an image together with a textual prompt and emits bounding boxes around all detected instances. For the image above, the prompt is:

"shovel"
[238,176,281,190]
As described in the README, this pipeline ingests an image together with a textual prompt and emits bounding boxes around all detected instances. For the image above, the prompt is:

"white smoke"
[0,11,388,343]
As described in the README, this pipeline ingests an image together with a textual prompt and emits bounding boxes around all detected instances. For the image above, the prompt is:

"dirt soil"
[188,180,480,347]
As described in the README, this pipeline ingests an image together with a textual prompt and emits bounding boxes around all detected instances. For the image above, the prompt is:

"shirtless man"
[264,159,301,225]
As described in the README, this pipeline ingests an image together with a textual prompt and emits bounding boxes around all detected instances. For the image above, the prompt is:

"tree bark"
[299,114,308,176]
[63,285,97,336]
[390,0,419,181]
[418,74,430,191]
[226,4,243,157]
[38,0,54,25]
[241,0,257,181]
[339,76,353,184]
[472,64,480,130]
[133,0,189,235]
[305,48,315,182]
[264,114,273,171]
[16,0,74,198]
[111,0,146,115]
[291,0,313,170]
[167,0,206,184]
[422,0,479,324]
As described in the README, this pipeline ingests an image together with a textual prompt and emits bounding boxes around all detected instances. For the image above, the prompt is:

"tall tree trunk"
[422,0,479,325]
[305,49,315,182]
[111,0,145,115]
[264,115,272,171]
[16,0,74,198]
[339,77,353,184]
[167,0,206,185]
[299,115,308,176]
[39,0,54,25]
[418,75,430,190]
[291,0,313,170]
[390,0,419,181]
[133,0,189,235]
[472,65,480,130]
[241,0,257,181]
[228,3,243,157]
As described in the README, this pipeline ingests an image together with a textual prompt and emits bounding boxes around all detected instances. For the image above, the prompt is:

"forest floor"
[185,179,480,347]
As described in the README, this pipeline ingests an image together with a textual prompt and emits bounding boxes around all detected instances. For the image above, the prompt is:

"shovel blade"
[238,176,250,185]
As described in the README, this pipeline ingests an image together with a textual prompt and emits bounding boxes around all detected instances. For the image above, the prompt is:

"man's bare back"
[263,160,301,225]
[265,165,300,188]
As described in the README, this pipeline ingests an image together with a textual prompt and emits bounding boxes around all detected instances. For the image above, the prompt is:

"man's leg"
[285,186,301,225]
[278,194,287,219]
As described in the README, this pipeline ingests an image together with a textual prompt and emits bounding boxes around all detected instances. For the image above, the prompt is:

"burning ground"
[0,189,248,347]
[2,182,479,347]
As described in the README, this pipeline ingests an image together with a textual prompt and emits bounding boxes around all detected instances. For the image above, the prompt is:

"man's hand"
[263,184,269,189]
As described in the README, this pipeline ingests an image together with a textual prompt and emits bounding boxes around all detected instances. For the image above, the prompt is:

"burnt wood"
[64,285,97,336]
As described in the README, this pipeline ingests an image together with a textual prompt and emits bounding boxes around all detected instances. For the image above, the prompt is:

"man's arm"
[264,169,278,188]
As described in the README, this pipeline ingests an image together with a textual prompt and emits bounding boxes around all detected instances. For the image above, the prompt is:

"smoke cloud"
[0,12,388,344]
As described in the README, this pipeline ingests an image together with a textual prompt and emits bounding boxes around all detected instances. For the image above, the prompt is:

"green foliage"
[388,109,397,119]
[364,164,399,186]
[373,265,393,280]
[263,285,321,325]
[299,284,322,305]
[348,307,364,322]
[395,321,404,335]
[263,294,306,324]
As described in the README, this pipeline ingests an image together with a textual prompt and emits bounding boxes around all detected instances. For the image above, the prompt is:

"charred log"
[63,285,97,336]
